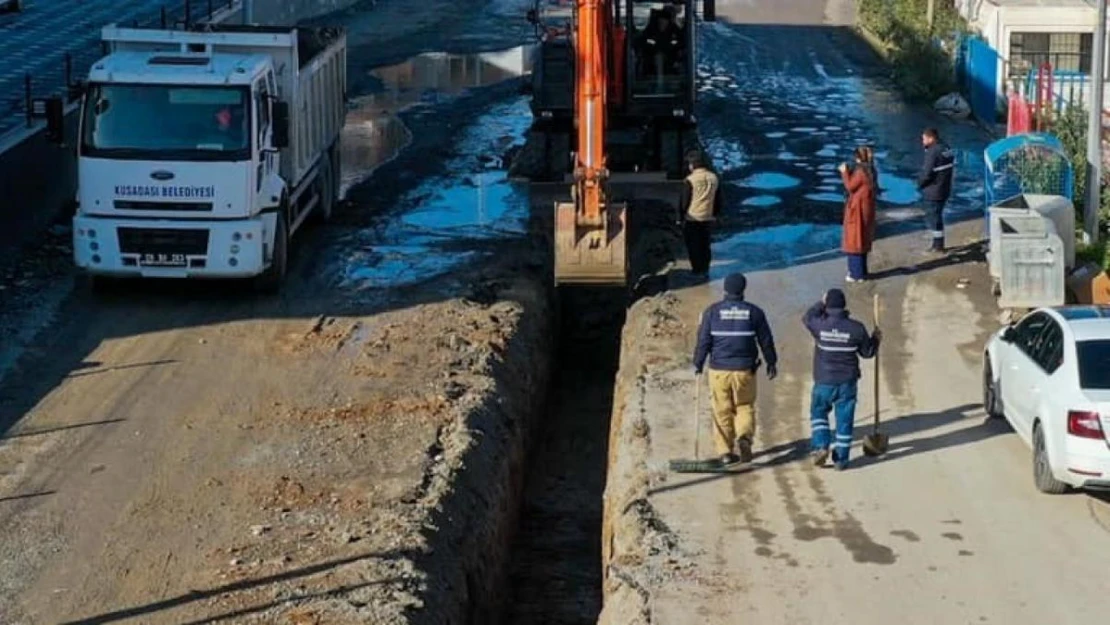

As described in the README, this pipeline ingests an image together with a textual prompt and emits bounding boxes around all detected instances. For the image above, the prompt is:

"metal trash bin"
[996,213,1066,309]
[988,194,1075,276]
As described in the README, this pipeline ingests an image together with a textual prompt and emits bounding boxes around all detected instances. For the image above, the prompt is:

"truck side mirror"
[272,101,290,149]
[703,0,716,22]
[44,96,65,145]
[1001,326,1017,343]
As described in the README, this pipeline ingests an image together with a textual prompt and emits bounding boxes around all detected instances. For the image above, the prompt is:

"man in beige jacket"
[677,150,721,279]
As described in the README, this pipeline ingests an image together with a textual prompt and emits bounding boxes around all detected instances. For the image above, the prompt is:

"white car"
[983,306,1110,493]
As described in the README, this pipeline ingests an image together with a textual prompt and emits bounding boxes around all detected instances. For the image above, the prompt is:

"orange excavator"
[518,1,716,285]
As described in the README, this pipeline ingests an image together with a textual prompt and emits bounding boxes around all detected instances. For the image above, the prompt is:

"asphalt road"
[604,2,1110,624]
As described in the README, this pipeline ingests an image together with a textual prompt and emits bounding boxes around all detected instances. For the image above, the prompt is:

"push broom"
[669,372,732,473]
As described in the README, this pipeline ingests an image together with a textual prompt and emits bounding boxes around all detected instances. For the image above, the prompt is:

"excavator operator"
[635,6,684,90]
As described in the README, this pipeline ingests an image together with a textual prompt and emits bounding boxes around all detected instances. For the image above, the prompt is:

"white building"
[958,0,1104,98]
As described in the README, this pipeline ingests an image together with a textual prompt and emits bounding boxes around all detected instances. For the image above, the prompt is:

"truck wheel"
[254,211,288,294]
[1032,422,1068,494]
[87,274,118,295]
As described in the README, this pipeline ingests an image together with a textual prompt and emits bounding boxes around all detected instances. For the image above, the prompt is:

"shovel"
[862,293,890,457]
[669,373,732,473]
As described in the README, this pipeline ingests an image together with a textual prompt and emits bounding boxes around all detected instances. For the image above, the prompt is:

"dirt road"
[0,1,556,623]
[601,2,1110,624]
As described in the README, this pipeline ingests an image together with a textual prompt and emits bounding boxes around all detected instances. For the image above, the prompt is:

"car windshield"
[1076,339,1110,389]
[81,84,250,161]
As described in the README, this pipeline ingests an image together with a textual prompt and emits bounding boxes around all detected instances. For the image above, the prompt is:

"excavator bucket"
[553,200,628,285]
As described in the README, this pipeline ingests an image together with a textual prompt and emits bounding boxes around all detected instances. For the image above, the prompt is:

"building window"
[1009,31,1093,77]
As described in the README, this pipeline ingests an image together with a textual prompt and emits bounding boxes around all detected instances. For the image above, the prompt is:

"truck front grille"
[117,228,209,256]
[114,200,213,212]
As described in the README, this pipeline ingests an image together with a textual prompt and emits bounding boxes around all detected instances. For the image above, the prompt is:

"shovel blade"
[862,433,890,457]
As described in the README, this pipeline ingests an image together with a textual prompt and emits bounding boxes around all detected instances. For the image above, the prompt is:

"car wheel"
[983,360,1003,419]
[1033,422,1068,494]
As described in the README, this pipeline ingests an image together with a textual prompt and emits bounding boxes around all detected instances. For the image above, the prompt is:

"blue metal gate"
[958,36,1001,124]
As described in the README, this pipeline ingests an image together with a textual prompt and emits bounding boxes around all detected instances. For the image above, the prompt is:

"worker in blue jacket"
[802,289,881,470]
[693,273,778,466]
[916,127,955,254]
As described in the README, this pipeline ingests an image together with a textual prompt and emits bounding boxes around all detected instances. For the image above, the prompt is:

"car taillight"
[1067,411,1105,439]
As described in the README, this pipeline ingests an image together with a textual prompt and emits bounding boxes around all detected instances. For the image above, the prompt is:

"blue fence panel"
[961,36,1001,125]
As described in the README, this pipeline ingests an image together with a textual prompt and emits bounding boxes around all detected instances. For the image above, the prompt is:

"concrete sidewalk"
[601,220,1110,625]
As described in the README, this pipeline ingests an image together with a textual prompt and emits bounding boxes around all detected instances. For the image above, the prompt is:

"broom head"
[668,458,735,473]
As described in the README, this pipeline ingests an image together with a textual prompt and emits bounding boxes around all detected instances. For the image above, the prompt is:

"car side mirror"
[271,101,290,149]
[1001,327,1016,343]
[703,0,716,22]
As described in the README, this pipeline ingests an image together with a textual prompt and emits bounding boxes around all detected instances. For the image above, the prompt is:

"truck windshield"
[81,84,251,161]
[1077,339,1110,390]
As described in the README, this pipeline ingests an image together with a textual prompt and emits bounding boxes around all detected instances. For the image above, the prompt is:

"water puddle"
[340,45,534,195]
[777,151,800,161]
[877,172,921,205]
[791,127,818,134]
[742,195,782,207]
[739,172,801,190]
[713,224,842,274]
[765,131,788,139]
[805,192,844,203]
[704,137,750,173]
[337,97,532,290]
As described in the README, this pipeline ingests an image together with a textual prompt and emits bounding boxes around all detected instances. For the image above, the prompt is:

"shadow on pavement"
[869,240,987,281]
[58,550,405,625]
[0,491,56,504]
[1,418,126,440]
[850,403,1011,470]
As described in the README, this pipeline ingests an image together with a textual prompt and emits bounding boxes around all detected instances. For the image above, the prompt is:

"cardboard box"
[1067,263,1110,304]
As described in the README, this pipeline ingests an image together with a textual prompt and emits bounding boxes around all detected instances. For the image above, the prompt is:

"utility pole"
[926,0,935,32]
[1086,0,1107,243]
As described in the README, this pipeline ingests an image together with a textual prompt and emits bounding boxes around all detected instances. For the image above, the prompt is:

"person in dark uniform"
[916,127,955,254]
[802,288,881,470]
[636,6,683,88]
[677,149,721,279]
[693,273,778,466]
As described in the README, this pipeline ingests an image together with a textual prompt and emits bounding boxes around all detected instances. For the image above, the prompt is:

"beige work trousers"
[708,368,757,455]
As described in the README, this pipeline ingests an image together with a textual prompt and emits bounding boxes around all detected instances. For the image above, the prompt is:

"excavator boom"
[553,0,628,286]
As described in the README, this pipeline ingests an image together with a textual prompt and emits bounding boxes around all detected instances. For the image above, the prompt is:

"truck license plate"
[140,253,187,267]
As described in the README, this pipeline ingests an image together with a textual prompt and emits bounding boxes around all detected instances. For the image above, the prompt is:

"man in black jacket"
[917,127,955,253]
[802,289,881,470]
[693,273,778,465]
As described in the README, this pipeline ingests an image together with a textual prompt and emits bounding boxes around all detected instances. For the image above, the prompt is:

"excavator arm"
[553,0,628,285]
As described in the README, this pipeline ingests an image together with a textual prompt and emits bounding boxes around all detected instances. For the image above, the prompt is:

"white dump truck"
[47,24,346,291]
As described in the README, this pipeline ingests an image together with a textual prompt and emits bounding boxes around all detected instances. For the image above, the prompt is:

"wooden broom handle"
[873,294,880,429]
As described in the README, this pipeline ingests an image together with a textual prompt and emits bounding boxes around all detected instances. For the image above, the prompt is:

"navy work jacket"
[802,302,879,385]
[693,295,777,372]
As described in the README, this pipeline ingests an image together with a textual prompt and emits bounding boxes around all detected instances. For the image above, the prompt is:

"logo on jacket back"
[819,329,850,344]
[720,307,750,321]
